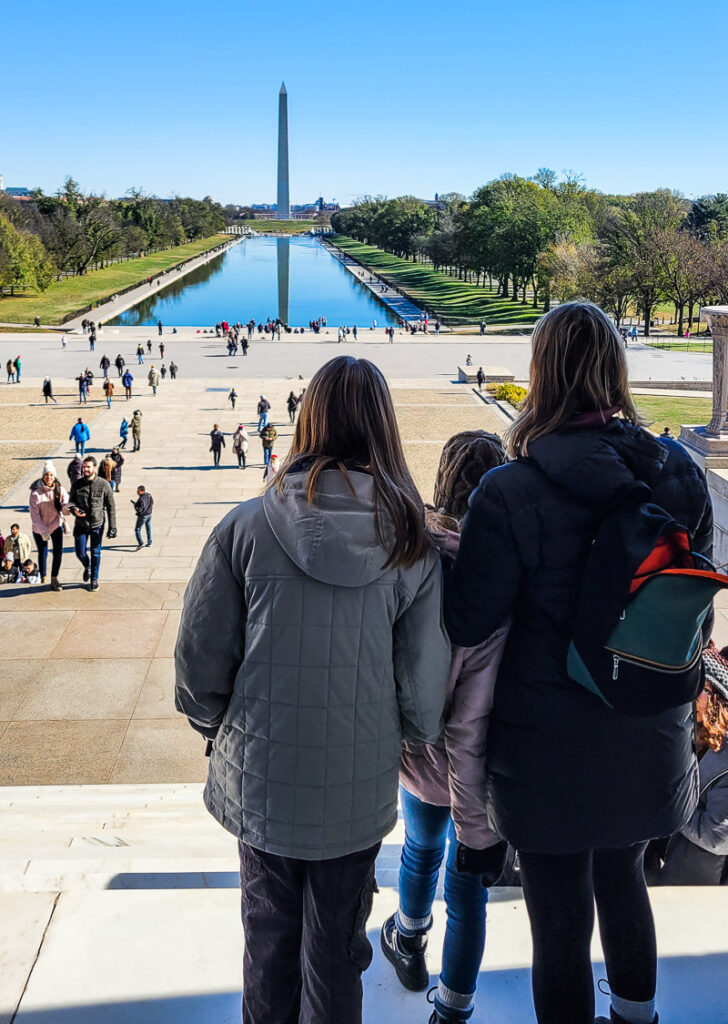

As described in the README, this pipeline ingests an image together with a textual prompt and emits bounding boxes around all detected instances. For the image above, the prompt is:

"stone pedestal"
[680,307,728,467]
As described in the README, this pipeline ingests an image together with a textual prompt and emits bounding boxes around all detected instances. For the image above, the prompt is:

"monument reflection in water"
[108,236,399,327]
[277,237,290,324]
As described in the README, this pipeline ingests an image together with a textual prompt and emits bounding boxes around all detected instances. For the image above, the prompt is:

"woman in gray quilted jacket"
[175,355,451,1024]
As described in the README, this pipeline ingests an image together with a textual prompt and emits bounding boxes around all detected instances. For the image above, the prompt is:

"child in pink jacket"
[381,430,509,1024]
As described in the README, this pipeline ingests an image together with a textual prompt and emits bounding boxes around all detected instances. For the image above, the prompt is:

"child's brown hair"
[433,430,505,525]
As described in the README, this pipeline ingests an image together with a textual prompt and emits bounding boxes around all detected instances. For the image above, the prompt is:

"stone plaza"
[0,326,727,1023]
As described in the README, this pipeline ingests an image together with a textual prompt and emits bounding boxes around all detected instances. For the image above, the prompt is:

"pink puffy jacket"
[29,480,69,536]
[399,526,509,849]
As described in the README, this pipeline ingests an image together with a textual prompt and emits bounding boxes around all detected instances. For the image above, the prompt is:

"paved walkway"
[0,329,715,384]
[0,377,505,787]
[323,241,426,321]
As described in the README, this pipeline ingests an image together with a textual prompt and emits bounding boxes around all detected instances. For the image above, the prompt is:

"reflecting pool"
[109,235,399,327]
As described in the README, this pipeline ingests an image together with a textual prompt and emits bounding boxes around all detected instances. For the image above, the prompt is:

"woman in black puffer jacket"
[445,302,713,1024]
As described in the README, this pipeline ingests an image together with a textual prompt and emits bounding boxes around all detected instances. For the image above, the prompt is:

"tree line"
[331,174,728,335]
[0,177,225,296]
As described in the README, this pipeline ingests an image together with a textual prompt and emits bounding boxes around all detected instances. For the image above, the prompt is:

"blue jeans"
[263,446,272,466]
[135,514,152,546]
[74,525,104,581]
[75,440,86,456]
[397,786,488,1020]
[258,413,268,432]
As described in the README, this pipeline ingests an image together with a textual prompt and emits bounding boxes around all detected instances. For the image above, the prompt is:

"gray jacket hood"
[263,468,392,587]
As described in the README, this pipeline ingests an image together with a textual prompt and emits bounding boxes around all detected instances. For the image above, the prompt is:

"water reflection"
[277,237,290,324]
[109,236,398,327]
[113,254,226,327]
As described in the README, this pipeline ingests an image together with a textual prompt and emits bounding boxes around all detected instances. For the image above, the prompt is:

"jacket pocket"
[348,868,379,971]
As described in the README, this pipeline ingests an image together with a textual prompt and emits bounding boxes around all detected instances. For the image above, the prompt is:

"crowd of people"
[208,390,304,479]
[1,399,152,590]
[175,303,727,1024]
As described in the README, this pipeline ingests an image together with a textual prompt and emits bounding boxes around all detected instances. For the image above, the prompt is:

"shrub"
[495,383,528,407]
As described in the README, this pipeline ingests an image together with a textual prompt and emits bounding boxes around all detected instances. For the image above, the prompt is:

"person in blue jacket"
[69,418,91,456]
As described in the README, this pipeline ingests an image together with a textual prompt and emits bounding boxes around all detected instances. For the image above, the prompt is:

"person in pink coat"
[29,461,69,590]
[381,430,509,1024]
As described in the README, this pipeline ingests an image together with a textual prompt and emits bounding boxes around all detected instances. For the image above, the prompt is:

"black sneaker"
[380,914,428,992]
[90,580,99,591]
[83,567,90,582]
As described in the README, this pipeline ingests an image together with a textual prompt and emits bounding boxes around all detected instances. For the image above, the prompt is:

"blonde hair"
[506,302,640,458]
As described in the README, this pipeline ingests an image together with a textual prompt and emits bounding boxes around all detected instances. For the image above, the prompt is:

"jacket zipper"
[610,644,702,681]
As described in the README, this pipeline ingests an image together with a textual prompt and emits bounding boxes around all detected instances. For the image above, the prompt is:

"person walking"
[382,430,508,1024]
[259,422,277,469]
[210,424,225,467]
[233,423,249,469]
[115,354,125,377]
[169,361,178,380]
[147,365,160,396]
[14,355,21,382]
[42,377,57,404]
[175,355,451,1024]
[136,344,144,365]
[228,387,238,411]
[119,417,129,450]
[147,339,152,354]
[103,376,115,408]
[69,455,116,591]
[99,354,111,375]
[109,447,124,492]
[157,319,163,336]
[256,395,270,432]
[6,358,14,384]
[69,418,90,456]
[286,391,299,424]
[159,341,165,359]
[476,367,485,392]
[67,454,84,486]
[132,486,154,549]
[29,461,68,590]
[122,369,133,399]
[444,302,714,1024]
[131,410,143,452]
[77,373,89,404]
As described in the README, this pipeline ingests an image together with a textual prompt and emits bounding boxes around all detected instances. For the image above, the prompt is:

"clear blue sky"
[3,0,726,206]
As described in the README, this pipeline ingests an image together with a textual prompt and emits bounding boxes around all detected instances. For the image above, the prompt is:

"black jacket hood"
[526,419,669,505]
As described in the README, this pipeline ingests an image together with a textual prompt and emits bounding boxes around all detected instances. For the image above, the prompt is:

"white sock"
[612,993,656,1023]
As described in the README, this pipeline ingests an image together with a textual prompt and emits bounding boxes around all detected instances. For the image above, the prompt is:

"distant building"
[0,177,32,201]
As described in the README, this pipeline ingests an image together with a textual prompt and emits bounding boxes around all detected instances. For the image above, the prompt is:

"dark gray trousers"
[239,840,380,1024]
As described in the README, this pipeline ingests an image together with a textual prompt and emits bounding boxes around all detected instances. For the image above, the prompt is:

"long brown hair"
[506,302,641,458]
[274,356,427,568]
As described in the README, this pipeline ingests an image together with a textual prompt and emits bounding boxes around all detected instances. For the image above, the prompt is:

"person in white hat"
[29,461,69,590]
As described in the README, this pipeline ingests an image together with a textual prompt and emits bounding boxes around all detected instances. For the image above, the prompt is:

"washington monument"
[277,83,290,220]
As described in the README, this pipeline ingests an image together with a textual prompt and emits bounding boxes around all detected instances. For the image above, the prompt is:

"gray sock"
[612,993,656,1023]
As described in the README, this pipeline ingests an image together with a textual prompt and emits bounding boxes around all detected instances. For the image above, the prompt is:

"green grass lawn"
[0,235,229,326]
[331,236,542,326]
[634,395,712,436]
[245,220,321,234]
[647,340,713,353]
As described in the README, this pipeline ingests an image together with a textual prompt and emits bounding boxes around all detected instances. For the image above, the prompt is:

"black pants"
[33,527,63,578]
[519,843,656,1024]
[213,448,221,466]
[236,450,246,468]
[239,840,380,1024]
